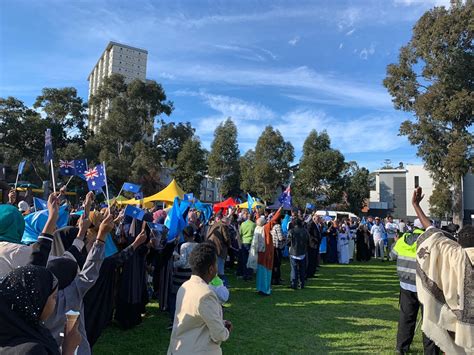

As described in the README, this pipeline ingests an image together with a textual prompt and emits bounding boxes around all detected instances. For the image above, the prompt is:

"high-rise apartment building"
[87,41,148,132]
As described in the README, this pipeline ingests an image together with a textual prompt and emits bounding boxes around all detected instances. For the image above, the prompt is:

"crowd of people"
[0,185,472,354]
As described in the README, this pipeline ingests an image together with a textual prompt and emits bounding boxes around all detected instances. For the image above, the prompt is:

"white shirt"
[370,224,384,241]
[385,222,399,239]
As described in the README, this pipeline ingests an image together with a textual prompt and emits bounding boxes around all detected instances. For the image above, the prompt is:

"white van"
[315,210,358,221]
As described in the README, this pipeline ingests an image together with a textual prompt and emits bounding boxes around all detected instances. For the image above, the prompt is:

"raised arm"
[29,193,60,266]
[412,187,431,230]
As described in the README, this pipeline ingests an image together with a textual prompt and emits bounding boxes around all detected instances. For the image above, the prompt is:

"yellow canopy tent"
[143,179,185,204]
[116,179,185,208]
[116,198,154,209]
[237,200,266,210]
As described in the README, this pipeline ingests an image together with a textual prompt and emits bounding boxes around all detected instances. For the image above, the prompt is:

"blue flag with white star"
[34,197,48,211]
[84,164,106,192]
[122,182,141,193]
[124,205,145,221]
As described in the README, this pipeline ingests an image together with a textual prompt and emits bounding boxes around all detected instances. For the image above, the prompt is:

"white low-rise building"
[368,164,474,224]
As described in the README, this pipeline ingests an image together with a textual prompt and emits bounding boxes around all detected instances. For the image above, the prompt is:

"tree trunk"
[452,177,464,227]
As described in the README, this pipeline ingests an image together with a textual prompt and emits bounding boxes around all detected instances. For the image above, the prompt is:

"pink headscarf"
[153,209,167,223]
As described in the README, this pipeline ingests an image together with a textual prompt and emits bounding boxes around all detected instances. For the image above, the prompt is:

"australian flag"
[278,184,292,207]
[59,160,75,176]
[74,159,87,175]
[43,129,53,164]
[84,164,106,192]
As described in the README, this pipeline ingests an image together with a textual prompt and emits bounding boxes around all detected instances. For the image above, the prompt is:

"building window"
[414,176,419,188]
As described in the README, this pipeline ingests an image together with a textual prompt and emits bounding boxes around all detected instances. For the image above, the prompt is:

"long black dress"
[326,227,338,263]
[355,228,371,262]
[84,245,134,347]
[114,217,150,330]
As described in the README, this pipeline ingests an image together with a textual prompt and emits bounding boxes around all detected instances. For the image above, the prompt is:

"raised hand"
[42,193,60,235]
[97,210,114,241]
[8,189,16,205]
[412,187,424,206]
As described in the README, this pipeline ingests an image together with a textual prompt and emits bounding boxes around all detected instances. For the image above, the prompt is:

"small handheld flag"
[74,159,87,175]
[18,160,26,174]
[122,182,141,194]
[59,160,75,176]
[134,191,144,200]
[15,160,27,189]
[124,205,145,221]
[305,203,315,210]
[247,193,254,213]
[34,197,48,211]
[278,184,292,207]
[184,193,194,201]
[84,164,106,192]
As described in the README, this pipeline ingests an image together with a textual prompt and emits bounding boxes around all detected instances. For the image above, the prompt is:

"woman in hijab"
[44,212,114,355]
[356,224,371,262]
[256,208,281,296]
[0,264,79,354]
[114,214,151,329]
[326,221,339,264]
[0,194,59,278]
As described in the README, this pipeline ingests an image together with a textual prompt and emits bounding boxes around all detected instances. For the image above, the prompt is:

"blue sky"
[0,0,450,171]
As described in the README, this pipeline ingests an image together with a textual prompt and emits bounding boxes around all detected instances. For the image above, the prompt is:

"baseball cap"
[18,200,30,213]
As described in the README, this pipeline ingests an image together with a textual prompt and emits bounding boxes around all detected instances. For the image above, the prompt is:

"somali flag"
[122,182,141,194]
[164,197,186,242]
[34,197,48,211]
[22,205,69,244]
[247,193,253,213]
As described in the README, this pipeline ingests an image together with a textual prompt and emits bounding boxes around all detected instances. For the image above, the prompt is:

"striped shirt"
[271,224,286,249]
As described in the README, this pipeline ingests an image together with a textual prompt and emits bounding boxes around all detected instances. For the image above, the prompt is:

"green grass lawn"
[94,260,423,354]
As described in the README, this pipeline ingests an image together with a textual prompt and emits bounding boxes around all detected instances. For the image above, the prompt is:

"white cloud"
[337,7,361,30]
[212,44,276,62]
[359,43,376,60]
[154,62,391,108]
[174,90,276,121]
[288,36,300,46]
[346,28,355,36]
[393,0,450,7]
[339,43,344,49]
[184,92,406,157]
[276,109,406,154]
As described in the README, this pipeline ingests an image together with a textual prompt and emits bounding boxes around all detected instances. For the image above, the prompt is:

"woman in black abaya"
[0,265,60,354]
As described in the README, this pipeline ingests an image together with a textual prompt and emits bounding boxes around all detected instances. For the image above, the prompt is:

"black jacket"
[288,226,310,256]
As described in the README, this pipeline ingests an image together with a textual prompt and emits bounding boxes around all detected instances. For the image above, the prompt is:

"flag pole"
[64,175,74,188]
[102,161,111,209]
[14,169,21,190]
[50,159,56,193]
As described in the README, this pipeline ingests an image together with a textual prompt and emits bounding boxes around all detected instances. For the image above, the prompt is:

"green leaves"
[173,138,207,195]
[293,129,345,208]
[208,118,241,197]
[384,2,473,224]
[254,126,294,203]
